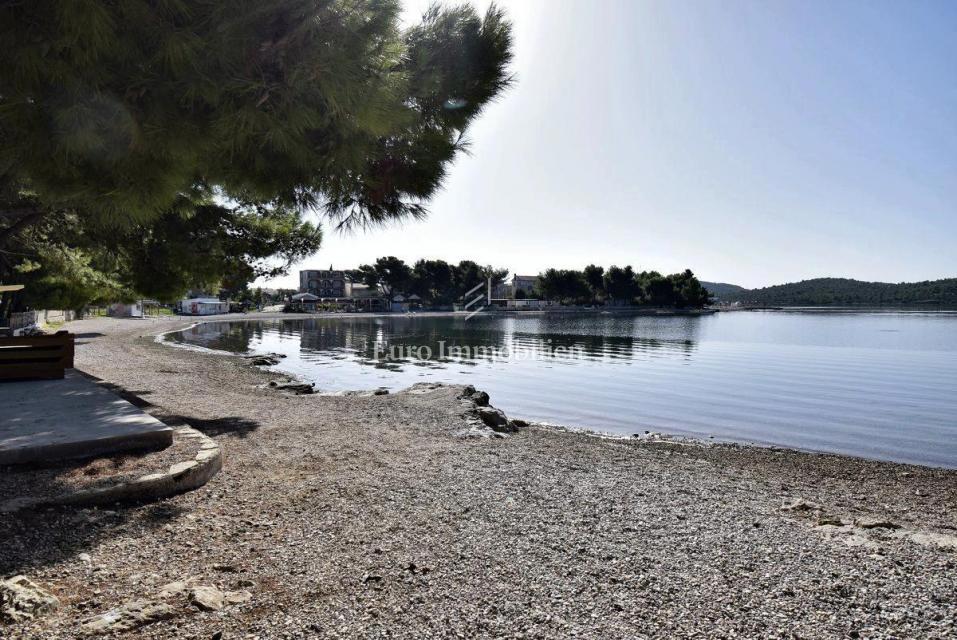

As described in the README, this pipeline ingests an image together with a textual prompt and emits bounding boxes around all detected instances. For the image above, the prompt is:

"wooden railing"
[0,331,75,380]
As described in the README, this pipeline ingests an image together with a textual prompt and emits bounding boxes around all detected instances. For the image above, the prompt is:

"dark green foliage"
[720,278,957,306]
[537,269,591,304]
[10,197,322,308]
[0,1,513,310]
[603,266,641,303]
[112,201,323,302]
[272,288,299,303]
[359,256,508,307]
[483,265,510,289]
[410,259,456,305]
[663,269,710,308]
[357,256,413,302]
[639,272,674,306]
[0,1,513,229]
[453,260,486,295]
[532,265,709,308]
[583,264,605,302]
[450,260,506,296]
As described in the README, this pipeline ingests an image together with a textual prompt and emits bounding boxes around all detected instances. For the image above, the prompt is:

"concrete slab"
[0,371,173,466]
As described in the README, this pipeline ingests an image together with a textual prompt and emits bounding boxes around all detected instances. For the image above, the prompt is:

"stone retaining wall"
[0,426,222,513]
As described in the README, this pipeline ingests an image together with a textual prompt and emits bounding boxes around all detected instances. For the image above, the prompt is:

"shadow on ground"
[162,415,261,438]
[0,484,190,577]
[0,372,259,576]
[73,332,106,344]
[73,369,262,438]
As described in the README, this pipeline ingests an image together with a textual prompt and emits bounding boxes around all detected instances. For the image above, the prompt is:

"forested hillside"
[721,278,957,306]
[700,282,747,300]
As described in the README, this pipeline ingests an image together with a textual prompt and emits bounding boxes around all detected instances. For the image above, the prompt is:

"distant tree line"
[352,258,711,309]
[536,266,711,308]
[722,278,957,306]
[354,257,508,306]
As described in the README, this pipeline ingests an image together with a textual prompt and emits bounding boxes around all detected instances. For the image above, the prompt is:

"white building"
[179,298,229,315]
[108,301,143,318]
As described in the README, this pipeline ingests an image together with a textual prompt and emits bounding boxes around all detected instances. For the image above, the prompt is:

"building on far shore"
[390,293,422,313]
[296,268,387,312]
[510,274,540,299]
[347,283,387,312]
[290,292,320,311]
[299,268,346,298]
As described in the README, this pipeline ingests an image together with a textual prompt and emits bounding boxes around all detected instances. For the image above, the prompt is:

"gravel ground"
[0,433,194,504]
[1,314,956,638]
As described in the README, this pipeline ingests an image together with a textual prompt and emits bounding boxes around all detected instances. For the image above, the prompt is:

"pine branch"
[0,208,45,246]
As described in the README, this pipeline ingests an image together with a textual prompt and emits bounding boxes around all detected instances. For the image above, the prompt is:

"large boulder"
[187,585,252,612]
[856,518,900,530]
[244,353,286,366]
[470,391,490,406]
[0,575,59,624]
[189,585,225,611]
[79,600,174,635]
[274,382,314,395]
[477,407,516,432]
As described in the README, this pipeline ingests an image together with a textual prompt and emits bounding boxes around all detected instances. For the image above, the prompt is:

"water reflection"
[170,316,700,369]
[166,312,957,467]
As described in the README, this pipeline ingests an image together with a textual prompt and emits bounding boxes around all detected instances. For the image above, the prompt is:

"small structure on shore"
[491,298,550,310]
[290,292,320,311]
[291,277,387,312]
[108,301,143,318]
[390,293,422,313]
[178,297,229,315]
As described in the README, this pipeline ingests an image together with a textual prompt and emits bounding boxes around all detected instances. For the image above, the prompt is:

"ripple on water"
[165,312,957,468]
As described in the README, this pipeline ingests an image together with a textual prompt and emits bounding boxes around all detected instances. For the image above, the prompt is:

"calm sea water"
[167,311,957,468]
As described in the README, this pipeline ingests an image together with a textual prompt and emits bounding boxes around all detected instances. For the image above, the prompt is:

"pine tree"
[0,1,512,228]
[0,1,513,307]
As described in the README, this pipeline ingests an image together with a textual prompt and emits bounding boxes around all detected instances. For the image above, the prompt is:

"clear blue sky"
[263,0,957,290]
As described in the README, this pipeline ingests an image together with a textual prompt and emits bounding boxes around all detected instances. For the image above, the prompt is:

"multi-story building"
[510,274,540,298]
[299,269,346,298]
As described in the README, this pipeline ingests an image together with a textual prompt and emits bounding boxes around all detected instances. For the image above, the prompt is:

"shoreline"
[3,315,956,637]
[159,313,956,471]
[171,306,716,322]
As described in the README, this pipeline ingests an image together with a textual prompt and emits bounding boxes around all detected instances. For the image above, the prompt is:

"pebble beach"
[2,315,956,638]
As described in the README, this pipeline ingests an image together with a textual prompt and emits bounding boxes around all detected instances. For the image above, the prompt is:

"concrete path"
[0,371,173,466]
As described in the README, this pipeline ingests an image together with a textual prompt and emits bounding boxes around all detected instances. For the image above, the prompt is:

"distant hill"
[700,281,748,300]
[714,277,957,306]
